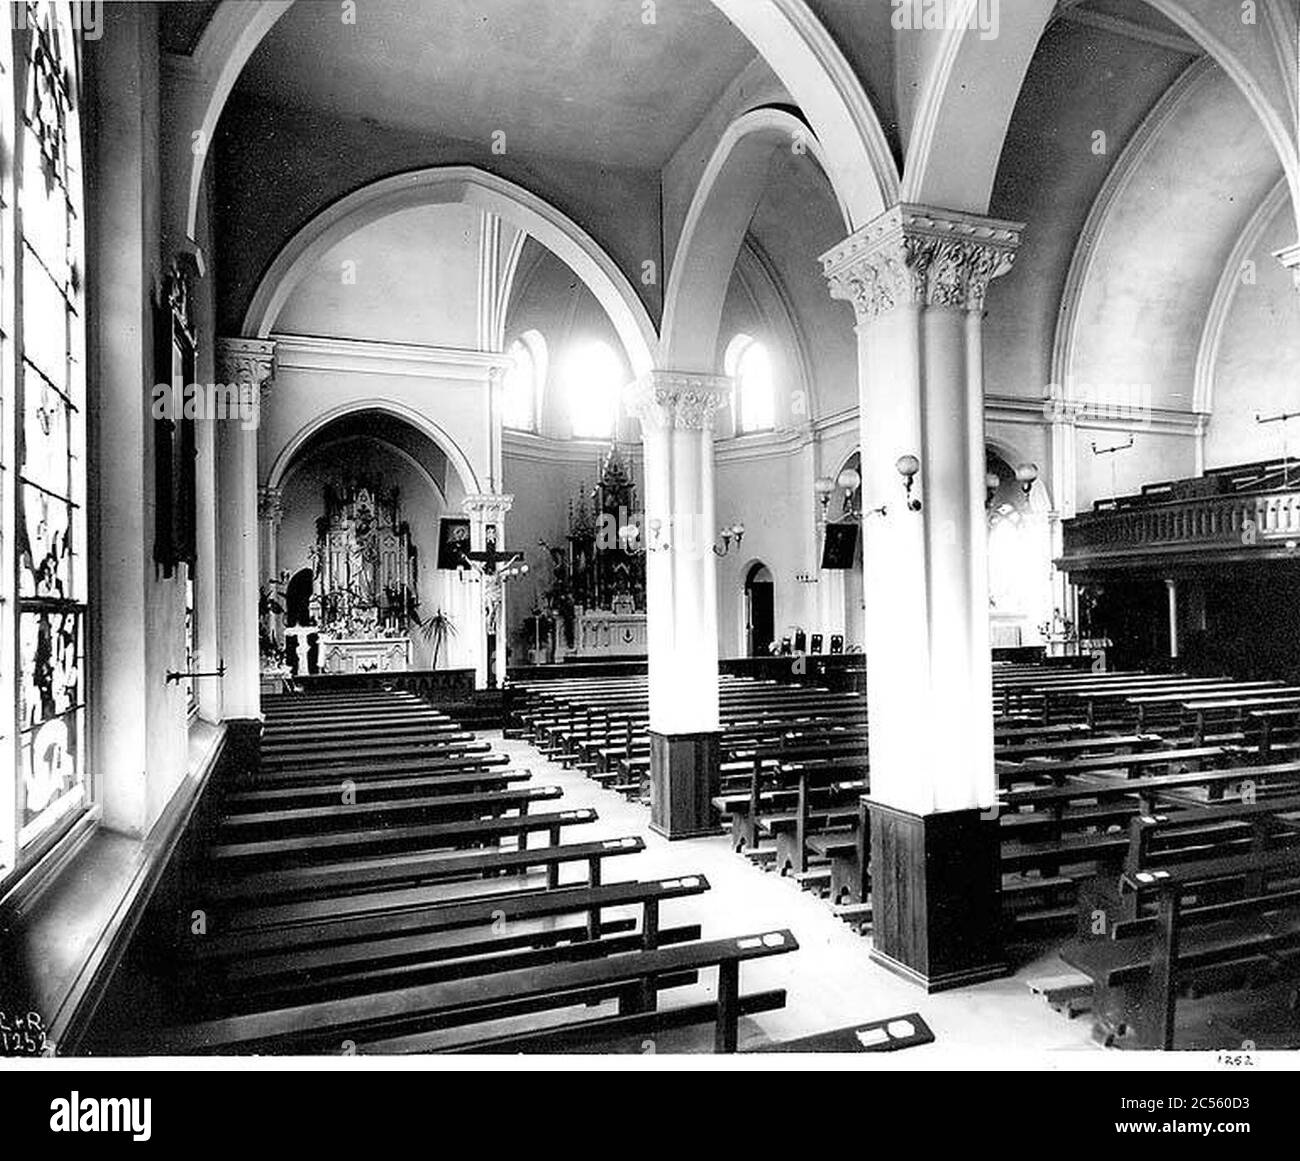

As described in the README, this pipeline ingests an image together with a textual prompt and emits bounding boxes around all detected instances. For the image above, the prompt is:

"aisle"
[492,732,1099,1055]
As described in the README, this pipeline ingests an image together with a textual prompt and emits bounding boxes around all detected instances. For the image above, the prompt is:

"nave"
[74,657,1300,1055]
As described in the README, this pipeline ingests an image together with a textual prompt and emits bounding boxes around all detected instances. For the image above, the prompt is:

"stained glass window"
[0,9,13,877]
[7,2,86,863]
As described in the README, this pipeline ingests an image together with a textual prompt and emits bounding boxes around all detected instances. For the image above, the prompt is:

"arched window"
[501,331,547,432]
[2,3,88,879]
[725,333,776,434]
[565,339,623,440]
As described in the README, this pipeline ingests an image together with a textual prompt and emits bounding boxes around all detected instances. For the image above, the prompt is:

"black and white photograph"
[2,0,1300,1126]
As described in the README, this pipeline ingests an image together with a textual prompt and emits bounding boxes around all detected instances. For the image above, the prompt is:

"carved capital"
[625,371,732,433]
[821,204,1023,324]
[216,337,277,400]
[258,485,284,526]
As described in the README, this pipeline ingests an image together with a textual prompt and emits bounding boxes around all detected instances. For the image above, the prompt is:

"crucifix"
[459,524,525,577]
[457,524,528,687]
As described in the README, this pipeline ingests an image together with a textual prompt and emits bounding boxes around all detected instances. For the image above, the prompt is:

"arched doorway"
[985,446,1052,649]
[744,562,775,657]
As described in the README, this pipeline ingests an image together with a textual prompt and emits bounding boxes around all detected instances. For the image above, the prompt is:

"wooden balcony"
[1060,485,1300,574]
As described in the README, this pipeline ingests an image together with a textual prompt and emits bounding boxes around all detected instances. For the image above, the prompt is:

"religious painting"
[820,522,859,570]
[437,517,473,570]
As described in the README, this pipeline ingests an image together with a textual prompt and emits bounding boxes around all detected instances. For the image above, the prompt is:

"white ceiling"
[228,0,757,169]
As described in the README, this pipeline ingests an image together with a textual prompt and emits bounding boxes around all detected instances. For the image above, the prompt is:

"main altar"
[538,445,648,659]
[309,479,419,674]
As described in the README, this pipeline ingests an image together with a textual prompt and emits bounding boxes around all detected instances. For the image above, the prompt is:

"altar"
[535,445,650,663]
[574,612,648,658]
[320,635,411,675]
[264,476,426,681]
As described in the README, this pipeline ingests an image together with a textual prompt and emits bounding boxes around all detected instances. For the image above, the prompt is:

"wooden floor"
[490,731,1102,1055]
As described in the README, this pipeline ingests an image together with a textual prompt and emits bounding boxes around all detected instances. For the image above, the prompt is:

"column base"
[865,799,1008,993]
[648,730,721,840]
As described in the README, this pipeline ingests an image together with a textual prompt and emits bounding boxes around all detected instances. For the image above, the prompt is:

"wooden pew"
[1062,844,1300,1048]
[139,929,800,1055]
[201,834,648,903]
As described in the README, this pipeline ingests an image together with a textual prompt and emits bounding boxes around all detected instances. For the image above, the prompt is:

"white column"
[257,486,283,589]
[822,205,1022,816]
[462,493,514,689]
[1047,388,1081,629]
[216,338,275,719]
[625,372,731,734]
[257,485,284,646]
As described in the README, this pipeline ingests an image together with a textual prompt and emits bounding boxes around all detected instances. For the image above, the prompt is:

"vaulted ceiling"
[222,0,756,169]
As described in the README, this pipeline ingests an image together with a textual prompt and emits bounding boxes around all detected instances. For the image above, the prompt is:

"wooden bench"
[1062,845,1300,1048]
[141,929,800,1055]
[207,807,600,868]
[201,834,648,903]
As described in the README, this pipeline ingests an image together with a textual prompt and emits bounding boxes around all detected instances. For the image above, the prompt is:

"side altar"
[537,446,648,660]
[296,479,420,675]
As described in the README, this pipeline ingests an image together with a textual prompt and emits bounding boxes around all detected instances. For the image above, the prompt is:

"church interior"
[2,0,1300,1061]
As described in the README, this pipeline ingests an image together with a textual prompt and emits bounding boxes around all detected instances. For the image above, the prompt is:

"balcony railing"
[1061,488,1300,569]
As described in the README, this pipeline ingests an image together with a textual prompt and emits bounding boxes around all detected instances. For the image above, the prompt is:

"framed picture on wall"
[152,254,199,577]
[436,517,473,570]
[820,522,859,570]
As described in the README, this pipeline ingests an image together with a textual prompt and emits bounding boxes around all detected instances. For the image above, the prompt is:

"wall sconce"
[818,468,866,525]
[837,467,862,517]
[712,522,746,557]
[896,454,922,512]
[624,517,676,553]
[815,476,836,525]
[622,518,671,555]
[1015,462,1039,498]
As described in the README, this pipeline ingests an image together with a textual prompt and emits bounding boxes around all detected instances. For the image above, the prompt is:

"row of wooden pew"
[103,688,800,1054]
[508,662,1300,1047]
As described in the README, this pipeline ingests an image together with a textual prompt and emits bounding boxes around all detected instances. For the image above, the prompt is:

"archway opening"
[744,561,776,658]
[985,447,1052,650]
[264,409,477,684]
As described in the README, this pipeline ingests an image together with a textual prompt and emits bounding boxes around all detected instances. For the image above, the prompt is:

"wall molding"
[812,404,858,440]
[715,425,813,465]
[502,430,644,468]
[272,332,507,382]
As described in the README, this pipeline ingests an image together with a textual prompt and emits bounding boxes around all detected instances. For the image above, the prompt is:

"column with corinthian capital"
[625,371,731,839]
[216,338,276,719]
[822,205,1021,990]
